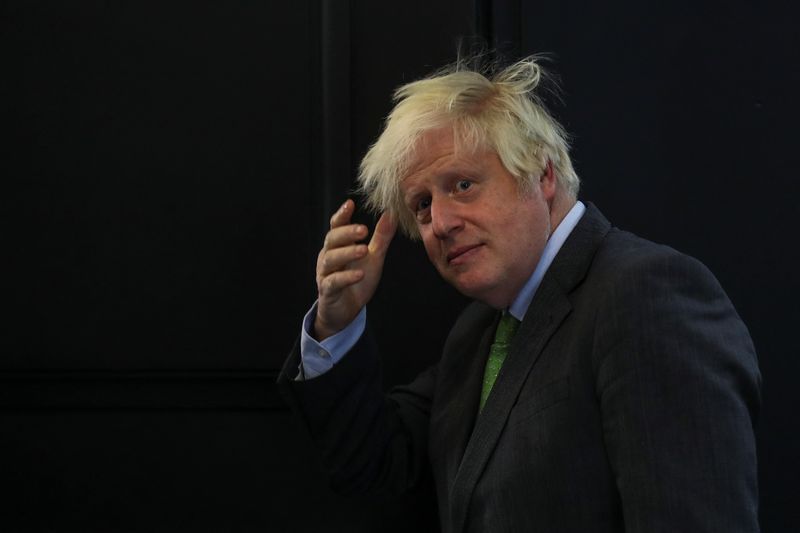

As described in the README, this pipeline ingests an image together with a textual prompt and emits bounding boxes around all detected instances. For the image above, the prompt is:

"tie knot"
[494,313,521,344]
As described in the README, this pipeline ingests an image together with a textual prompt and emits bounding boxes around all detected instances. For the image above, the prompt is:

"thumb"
[369,211,397,255]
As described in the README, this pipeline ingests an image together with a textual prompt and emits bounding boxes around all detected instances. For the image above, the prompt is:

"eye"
[456,179,472,192]
[416,196,431,213]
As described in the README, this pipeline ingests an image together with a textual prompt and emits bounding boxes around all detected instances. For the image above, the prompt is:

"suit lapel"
[433,305,499,500]
[448,283,572,532]
[447,203,611,532]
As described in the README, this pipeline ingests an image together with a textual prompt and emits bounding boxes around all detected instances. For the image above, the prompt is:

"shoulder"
[587,227,726,302]
[581,226,758,380]
[562,220,758,368]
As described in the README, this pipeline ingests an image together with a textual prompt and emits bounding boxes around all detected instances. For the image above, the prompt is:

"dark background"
[1,1,797,531]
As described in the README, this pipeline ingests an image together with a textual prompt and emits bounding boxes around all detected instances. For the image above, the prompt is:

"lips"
[447,244,483,263]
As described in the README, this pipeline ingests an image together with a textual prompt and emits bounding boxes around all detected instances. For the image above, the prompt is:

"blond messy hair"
[357,54,579,239]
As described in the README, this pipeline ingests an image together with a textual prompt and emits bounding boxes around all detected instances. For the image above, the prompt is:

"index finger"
[368,211,397,255]
[330,199,355,228]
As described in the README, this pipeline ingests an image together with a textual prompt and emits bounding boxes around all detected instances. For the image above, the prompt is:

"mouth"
[447,244,483,264]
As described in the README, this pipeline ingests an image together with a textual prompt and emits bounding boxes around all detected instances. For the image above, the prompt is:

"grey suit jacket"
[278,204,761,533]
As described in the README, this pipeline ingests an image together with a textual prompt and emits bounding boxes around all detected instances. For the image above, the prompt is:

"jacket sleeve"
[593,248,762,532]
[277,328,436,496]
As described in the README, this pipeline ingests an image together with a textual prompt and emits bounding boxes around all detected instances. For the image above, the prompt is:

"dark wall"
[2,0,797,531]
[1,2,326,531]
[2,2,319,371]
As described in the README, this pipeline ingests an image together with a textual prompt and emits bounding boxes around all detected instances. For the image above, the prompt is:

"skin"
[313,200,397,341]
[314,126,573,341]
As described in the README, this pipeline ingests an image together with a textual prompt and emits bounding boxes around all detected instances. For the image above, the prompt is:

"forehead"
[402,128,486,187]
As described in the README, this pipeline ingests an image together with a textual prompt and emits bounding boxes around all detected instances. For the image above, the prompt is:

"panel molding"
[0,370,284,411]
[319,0,352,229]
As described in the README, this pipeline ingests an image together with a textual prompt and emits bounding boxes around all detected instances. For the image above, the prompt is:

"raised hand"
[313,199,397,341]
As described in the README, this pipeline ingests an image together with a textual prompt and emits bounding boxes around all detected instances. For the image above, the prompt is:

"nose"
[431,195,463,239]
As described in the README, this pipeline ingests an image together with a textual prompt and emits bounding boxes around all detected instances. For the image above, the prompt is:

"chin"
[451,277,496,303]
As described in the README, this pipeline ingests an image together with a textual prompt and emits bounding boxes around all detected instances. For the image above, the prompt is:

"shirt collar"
[508,201,586,322]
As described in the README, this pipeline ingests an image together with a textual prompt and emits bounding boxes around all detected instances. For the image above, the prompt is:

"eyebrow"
[416,165,481,185]
[402,188,424,208]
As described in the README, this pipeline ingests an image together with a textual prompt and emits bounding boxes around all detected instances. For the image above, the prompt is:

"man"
[278,56,761,532]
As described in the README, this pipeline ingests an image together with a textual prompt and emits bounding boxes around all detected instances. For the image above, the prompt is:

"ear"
[539,160,557,201]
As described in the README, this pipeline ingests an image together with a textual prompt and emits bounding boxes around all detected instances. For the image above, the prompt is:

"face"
[400,128,558,309]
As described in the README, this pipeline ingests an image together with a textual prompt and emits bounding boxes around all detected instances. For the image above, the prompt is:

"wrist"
[312,315,338,342]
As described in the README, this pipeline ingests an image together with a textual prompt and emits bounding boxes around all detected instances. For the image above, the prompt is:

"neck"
[549,192,576,234]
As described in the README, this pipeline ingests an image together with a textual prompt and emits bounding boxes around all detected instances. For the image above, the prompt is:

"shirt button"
[318,349,329,358]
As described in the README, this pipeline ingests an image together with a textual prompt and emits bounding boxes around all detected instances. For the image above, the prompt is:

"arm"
[291,198,393,382]
[313,198,396,341]
[298,304,366,380]
[278,199,431,494]
[594,250,761,532]
[292,198,395,380]
[279,330,436,495]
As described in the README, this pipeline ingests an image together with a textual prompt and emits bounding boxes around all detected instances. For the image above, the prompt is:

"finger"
[319,269,364,297]
[330,198,355,228]
[368,211,398,255]
[318,244,368,276]
[323,223,368,251]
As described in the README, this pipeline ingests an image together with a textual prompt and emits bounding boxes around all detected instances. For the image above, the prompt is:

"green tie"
[479,312,521,412]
